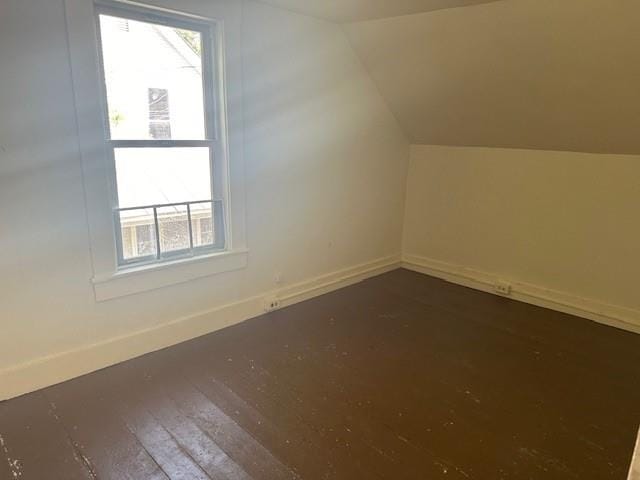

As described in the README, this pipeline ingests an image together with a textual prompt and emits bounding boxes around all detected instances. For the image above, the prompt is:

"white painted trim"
[277,254,401,307]
[96,0,220,23]
[403,254,640,335]
[0,255,401,401]
[93,249,249,301]
[64,0,248,285]
[629,428,640,480]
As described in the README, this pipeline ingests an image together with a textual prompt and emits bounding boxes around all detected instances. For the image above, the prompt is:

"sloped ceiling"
[345,0,640,154]
[257,0,501,23]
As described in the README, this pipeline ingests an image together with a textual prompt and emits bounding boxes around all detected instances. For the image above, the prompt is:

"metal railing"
[115,199,225,265]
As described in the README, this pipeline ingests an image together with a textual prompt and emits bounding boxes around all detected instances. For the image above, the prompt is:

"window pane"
[99,14,206,140]
[114,148,211,209]
[191,202,214,247]
[157,205,190,254]
[118,208,157,260]
[148,88,172,139]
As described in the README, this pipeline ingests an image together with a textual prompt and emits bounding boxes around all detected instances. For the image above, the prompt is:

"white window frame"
[65,0,247,301]
[96,1,226,267]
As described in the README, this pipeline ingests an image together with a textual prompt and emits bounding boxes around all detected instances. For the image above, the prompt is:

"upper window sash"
[94,0,219,143]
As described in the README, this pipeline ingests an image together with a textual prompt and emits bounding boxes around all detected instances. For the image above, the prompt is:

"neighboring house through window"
[115,17,129,32]
[148,88,172,140]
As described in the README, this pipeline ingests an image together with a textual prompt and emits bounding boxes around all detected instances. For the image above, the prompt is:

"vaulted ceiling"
[345,0,640,154]
[257,0,501,23]
[257,0,640,155]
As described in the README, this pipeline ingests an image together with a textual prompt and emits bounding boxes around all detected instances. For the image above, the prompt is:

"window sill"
[92,249,248,302]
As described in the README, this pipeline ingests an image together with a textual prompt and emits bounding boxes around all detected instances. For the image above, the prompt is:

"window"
[148,88,171,139]
[96,1,226,267]
[66,0,246,300]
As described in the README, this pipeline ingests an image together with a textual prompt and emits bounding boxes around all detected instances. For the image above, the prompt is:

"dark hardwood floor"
[1,269,639,479]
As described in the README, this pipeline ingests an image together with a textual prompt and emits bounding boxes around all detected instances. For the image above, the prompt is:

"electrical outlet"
[494,280,512,296]
[263,296,281,312]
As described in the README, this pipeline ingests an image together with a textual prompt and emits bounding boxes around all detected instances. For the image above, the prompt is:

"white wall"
[0,0,408,398]
[403,145,640,332]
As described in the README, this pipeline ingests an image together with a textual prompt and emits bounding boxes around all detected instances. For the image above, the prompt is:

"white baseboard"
[403,254,640,335]
[7,252,634,401]
[0,255,401,401]
[629,429,640,480]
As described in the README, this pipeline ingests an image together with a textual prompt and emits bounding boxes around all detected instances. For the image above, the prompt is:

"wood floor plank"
[181,294,516,478]
[42,377,170,480]
[95,363,213,480]
[164,349,332,480]
[119,406,212,480]
[119,351,297,480]
[171,332,383,480]
[216,318,435,479]
[0,392,93,480]
[228,299,521,478]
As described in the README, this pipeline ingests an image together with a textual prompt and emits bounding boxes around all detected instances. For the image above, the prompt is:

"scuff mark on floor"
[69,438,98,479]
[464,389,482,404]
[434,459,472,478]
[519,447,577,478]
[47,399,98,479]
[0,433,23,478]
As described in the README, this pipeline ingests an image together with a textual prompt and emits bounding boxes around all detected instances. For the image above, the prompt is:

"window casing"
[95,1,227,268]
[65,0,247,301]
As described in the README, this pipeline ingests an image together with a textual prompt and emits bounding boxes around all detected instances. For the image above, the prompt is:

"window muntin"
[96,2,226,267]
[117,200,223,262]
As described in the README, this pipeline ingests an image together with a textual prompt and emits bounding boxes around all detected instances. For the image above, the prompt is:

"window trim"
[92,248,249,302]
[95,1,227,267]
[65,0,247,301]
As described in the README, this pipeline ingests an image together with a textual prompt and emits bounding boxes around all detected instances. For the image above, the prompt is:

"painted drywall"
[256,0,500,23]
[403,145,640,329]
[0,0,408,395]
[345,0,640,154]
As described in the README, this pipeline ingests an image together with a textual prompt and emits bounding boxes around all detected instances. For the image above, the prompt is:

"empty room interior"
[2,0,640,478]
